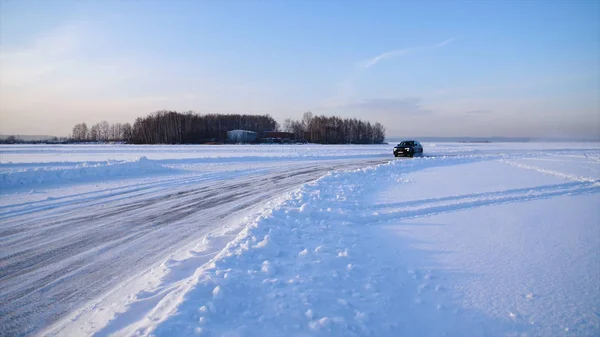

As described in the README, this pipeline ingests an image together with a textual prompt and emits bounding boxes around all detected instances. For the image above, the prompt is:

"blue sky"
[1,0,598,139]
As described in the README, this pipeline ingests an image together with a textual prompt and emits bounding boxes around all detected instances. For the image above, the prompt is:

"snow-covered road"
[1,143,599,337]
[0,152,388,336]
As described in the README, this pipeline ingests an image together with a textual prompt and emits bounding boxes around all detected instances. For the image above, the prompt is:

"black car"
[393,140,423,157]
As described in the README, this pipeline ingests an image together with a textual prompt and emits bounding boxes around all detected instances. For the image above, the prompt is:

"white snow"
[0,156,174,189]
[1,142,599,337]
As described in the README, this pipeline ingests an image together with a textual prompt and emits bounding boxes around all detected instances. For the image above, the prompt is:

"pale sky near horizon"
[1,0,599,139]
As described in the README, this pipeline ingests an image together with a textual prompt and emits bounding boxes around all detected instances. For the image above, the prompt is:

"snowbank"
[0,156,173,190]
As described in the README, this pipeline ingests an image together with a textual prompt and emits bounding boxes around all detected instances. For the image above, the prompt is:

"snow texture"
[0,143,599,337]
[0,156,173,189]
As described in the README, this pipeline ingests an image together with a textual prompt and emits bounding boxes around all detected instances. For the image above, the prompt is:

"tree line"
[131,111,278,144]
[283,112,385,144]
[0,135,69,144]
[72,121,133,142]
[71,110,385,144]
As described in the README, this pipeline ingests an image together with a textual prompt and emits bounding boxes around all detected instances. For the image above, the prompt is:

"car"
[393,140,423,157]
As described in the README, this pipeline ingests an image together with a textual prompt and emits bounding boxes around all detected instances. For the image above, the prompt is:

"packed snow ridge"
[0,156,172,189]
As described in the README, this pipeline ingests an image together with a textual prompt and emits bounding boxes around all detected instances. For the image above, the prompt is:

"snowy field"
[0,143,599,337]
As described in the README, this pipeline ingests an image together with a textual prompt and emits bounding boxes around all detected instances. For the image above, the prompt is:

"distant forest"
[70,110,386,144]
[284,112,385,144]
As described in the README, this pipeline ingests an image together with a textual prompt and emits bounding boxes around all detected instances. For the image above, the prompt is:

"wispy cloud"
[362,48,412,68]
[0,24,81,86]
[0,21,144,93]
[324,36,463,108]
[342,98,433,115]
[432,35,462,49]
[360,36,462,69]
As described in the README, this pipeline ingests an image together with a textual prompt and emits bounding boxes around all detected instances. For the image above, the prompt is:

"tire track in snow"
[368,181,599,211]
[500,160,599,183]
[366,181,600,223]
[0,168,272,220]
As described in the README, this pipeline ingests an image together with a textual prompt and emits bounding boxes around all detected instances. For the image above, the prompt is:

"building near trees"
[264,131,294,139]
[227,130,257,143]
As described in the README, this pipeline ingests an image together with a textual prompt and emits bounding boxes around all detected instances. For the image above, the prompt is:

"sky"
[1,0,599,139]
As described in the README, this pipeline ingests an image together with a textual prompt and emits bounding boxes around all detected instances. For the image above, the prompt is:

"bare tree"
[89,124,100,142]
[121,123,133,142]
[98,121,110,142]
[71,123,88,141]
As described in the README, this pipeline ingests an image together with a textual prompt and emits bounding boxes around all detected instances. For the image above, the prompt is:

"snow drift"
[0,156,173,189]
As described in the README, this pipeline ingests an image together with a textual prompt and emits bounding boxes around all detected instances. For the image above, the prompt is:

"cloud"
[324,35,463,108]
[0,24,81,86]
[432,35,462,49]
[0,21,155,135]
[362,48,412,68]
[0,21,144,96]
[360,36,462,68]
[341,98,433,115]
